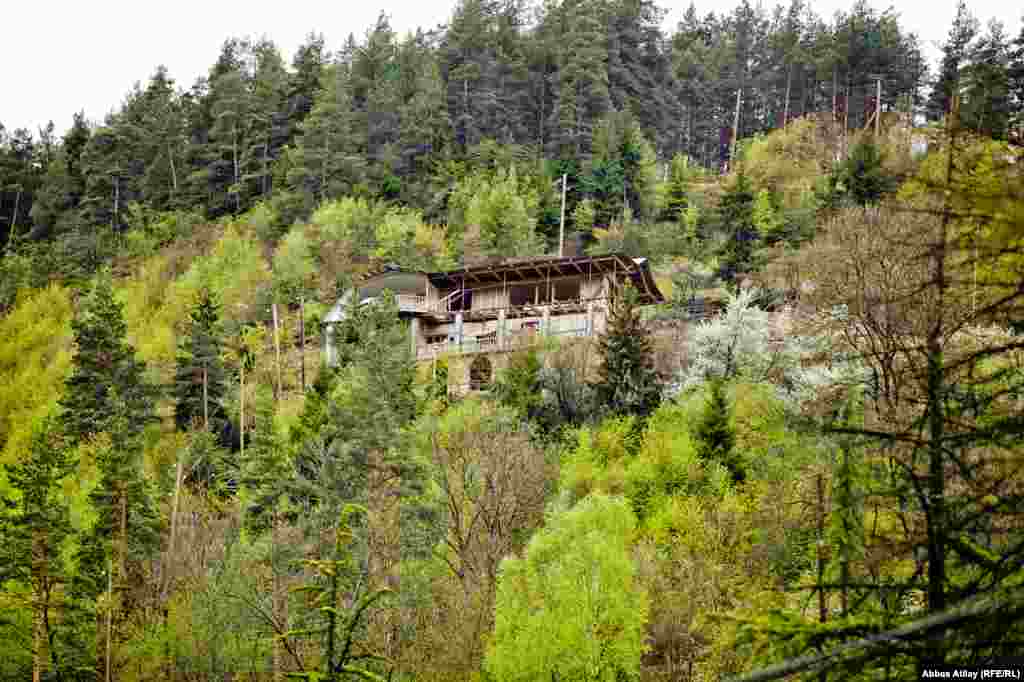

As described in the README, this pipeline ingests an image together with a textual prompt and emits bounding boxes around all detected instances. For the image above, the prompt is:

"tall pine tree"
[60,272,157,443]
[594,283,661,418]
[174,288,228,437]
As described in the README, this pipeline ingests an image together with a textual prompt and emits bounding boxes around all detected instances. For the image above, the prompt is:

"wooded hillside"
[1,0,1024,679]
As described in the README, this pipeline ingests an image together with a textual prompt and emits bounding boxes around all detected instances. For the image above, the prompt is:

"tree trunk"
[239,359,245,461]
[322,132,330,202]
[119,485,128,583]
[783,64,793,127]
[272,510,287,682]
[264,128,270,197]
[922,95,956,669]
[272,303,282,400]
[165,453,184,600]
[32,530,47,682]
[8,186,21,250]
[203,365,209,431]
[233,122,240,213]
[299,299,306,392]
[168,144,178,196]
[105,557,114,682]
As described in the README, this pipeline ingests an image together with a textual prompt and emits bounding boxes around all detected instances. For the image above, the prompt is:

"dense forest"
[1,0,1024,679]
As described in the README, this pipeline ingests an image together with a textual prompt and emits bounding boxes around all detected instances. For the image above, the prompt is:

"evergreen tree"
[963,20,1012,140]
[660,153,692,221]
[241,386,290,534]
[288,31,329,129]
[716,171,758,283]
[819,141,897,209]
[594,283,661,419]
[288,62,365,212]
[926,0,979,122]
[28,111,90,241]
[441,0,502,151]
[174,288,228,437]
[73,385,162,664]
[0,415,85,679]
[693,379,741,483]
[1010,22,1024,138]
[396,39,451,203]
[552,0,612,158]
[59,272,157,443]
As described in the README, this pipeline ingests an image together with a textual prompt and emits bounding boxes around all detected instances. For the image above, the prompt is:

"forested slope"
[1,0,1024,679]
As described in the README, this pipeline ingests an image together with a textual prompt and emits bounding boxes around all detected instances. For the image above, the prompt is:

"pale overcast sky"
[1,0,1021,136]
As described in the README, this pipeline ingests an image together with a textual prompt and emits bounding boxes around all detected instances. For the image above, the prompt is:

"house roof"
[359,253,664,304]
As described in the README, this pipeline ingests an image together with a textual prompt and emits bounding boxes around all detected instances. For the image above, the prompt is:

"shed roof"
[359,253,664,304]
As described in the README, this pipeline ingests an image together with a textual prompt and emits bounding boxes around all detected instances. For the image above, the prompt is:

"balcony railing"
[395,294,427,312]
[416,326,591,360]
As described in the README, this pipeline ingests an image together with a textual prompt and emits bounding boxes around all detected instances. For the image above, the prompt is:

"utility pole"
[875,76,882,140]
[558,173,567,257]
[730,88,742,171]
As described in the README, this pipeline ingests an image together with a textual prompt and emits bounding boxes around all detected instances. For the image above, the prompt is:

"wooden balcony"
[415,325,591,361]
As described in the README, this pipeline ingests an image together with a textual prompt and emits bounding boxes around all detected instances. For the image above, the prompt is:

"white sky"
[1,0,1022,137]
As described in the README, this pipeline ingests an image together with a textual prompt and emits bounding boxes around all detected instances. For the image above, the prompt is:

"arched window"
[469,355,493,391]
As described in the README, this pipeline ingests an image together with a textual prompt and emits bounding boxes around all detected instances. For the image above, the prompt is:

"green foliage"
[594,284,661,419]
[751,189,783,242]
[240,201,281,242]
[372,207,452,270]
[818,142,898,209]
[0,414,87,678]
[694,380,741,484]
[273,226,317,303]
[73,394,161,622]
[486,494,648,682]
[310,196,388,260]
[0,285,73,490]
[448,166,542,260]
[716,172,759,283]
[560,415,641,503]
[241,386,290,534]
[742,117,831,209]
[571,197,596,234]
[288,505,392,682]
[60,272,157,443]
[659,153,693,221]
[589,110,659,223]
[174,288,228,436]
[291,295,422,535]
[492,349,542,421]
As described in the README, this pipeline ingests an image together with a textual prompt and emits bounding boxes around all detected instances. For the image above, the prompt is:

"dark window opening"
[510,284,538,307]
[469,355,493,391]
[448,289,473,311]
[553,279,580,302]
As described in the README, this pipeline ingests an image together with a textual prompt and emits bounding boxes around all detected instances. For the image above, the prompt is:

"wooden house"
[324,253,664,391]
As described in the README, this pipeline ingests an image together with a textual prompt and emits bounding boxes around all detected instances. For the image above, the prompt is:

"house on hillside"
[323,253,664,392]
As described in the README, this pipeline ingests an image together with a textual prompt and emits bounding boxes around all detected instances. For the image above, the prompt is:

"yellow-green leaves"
[0,285,73,493]
[486,494,648,682]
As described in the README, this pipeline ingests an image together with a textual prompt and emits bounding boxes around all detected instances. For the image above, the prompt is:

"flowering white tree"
[671,288,861,404]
